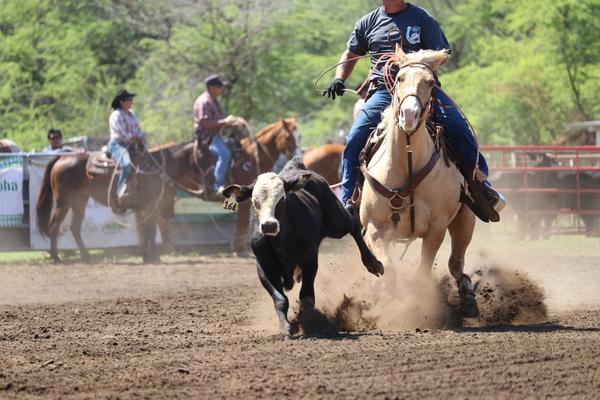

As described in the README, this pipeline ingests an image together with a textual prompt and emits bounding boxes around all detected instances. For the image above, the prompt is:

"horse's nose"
[261,221,280,236]
[400,97,421,131]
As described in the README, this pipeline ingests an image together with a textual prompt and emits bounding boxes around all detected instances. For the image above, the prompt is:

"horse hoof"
[461,296,480,318]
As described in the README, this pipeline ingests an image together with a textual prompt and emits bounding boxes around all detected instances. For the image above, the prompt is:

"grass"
[0,243,236,265]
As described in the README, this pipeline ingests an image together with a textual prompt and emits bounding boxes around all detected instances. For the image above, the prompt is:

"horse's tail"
[36,156,60,237]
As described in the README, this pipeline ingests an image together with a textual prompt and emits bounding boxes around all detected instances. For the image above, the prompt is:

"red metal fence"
[481,145,600,236]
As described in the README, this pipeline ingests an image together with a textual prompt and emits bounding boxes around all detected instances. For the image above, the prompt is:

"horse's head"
[275,117,298,159]
[389,46,449,134]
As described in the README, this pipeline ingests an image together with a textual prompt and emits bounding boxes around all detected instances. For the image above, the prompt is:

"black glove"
[323,78,346,100]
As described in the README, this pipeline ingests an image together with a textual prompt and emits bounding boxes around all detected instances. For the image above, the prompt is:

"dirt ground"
[1,233,600,399]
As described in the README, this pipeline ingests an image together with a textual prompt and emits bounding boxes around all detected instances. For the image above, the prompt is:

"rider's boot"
[483,182,506,216]
[466,178,505,223]
[117,182,134,211]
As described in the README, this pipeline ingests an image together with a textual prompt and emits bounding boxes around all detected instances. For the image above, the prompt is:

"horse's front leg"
[137,212,159,264]
[416,228,446,280]
[448,207,479,318]
[158,190,176,254]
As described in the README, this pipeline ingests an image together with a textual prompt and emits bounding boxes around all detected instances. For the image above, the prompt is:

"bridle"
[254,119,297,172]
[390,62,436,136]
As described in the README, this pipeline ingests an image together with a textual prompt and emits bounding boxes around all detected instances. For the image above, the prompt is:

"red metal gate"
[481,145,600,236]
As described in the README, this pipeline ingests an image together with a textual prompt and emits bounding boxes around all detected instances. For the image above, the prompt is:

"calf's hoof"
[365,258,384,277]
[279,322,293,340]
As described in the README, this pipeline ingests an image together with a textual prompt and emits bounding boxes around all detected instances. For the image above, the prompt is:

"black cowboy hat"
[204,74,227,88]
[111,89,136,109]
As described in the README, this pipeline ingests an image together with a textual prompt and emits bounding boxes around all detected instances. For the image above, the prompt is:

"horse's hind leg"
[49,203,69,263]
[447,206,479,318]
[70,196,91,263]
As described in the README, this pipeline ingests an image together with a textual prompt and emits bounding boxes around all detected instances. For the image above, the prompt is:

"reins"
[359,62,441,238]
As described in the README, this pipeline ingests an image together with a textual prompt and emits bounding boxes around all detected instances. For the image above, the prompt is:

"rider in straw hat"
[108,89,146,206]
[324,0,505,222]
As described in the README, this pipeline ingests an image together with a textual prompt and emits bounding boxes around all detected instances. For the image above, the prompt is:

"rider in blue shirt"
[325,0,505,222]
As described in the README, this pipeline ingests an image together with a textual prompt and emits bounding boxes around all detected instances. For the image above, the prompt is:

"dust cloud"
[250,231,554,336]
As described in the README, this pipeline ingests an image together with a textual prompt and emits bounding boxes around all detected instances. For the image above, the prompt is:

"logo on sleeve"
[406,26,421,45]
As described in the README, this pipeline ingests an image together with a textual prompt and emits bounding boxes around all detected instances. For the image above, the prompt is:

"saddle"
[86,151,117,176]
[354,120,494,223]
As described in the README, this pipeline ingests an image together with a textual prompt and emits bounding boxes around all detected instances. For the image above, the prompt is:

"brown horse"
[157,117,299,254]
[36,145,168,263]
[359,47,479,317]
[303,143,344,184]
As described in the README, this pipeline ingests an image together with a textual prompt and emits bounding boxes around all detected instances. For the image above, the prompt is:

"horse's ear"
[283,172,311,192]
[395,43,407,62]
[222,184,254,202]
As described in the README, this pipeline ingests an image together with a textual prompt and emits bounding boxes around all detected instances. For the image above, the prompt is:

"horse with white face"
[359,47,479,317]
[224,157,383,337]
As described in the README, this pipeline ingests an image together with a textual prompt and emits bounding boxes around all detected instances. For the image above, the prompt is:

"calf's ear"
[222,184,254,202]
[284,172,311,192]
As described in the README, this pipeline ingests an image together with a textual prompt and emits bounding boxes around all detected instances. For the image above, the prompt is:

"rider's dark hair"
[47,128,62,139]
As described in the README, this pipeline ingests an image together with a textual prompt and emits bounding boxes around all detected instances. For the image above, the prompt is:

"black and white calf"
[223,157,383,337]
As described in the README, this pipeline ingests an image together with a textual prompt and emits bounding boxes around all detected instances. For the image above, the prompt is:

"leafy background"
[0,0,598,151]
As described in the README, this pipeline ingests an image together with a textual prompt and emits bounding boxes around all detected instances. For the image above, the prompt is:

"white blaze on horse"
[359,46,479,317]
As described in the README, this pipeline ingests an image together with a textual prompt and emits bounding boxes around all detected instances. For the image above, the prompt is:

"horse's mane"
[255,120,283,141]
[401,49,449,66]
[379,108,395,133]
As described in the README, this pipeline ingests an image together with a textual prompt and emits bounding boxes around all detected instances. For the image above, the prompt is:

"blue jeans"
[108,140,131,193]
[209,134,231,189]
[341,86,489,204]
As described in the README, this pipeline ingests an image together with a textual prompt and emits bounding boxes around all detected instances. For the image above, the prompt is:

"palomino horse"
[36,144,168,263]
[157,117,298,254]
[303,143,344,185]
[359,47,479,317]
